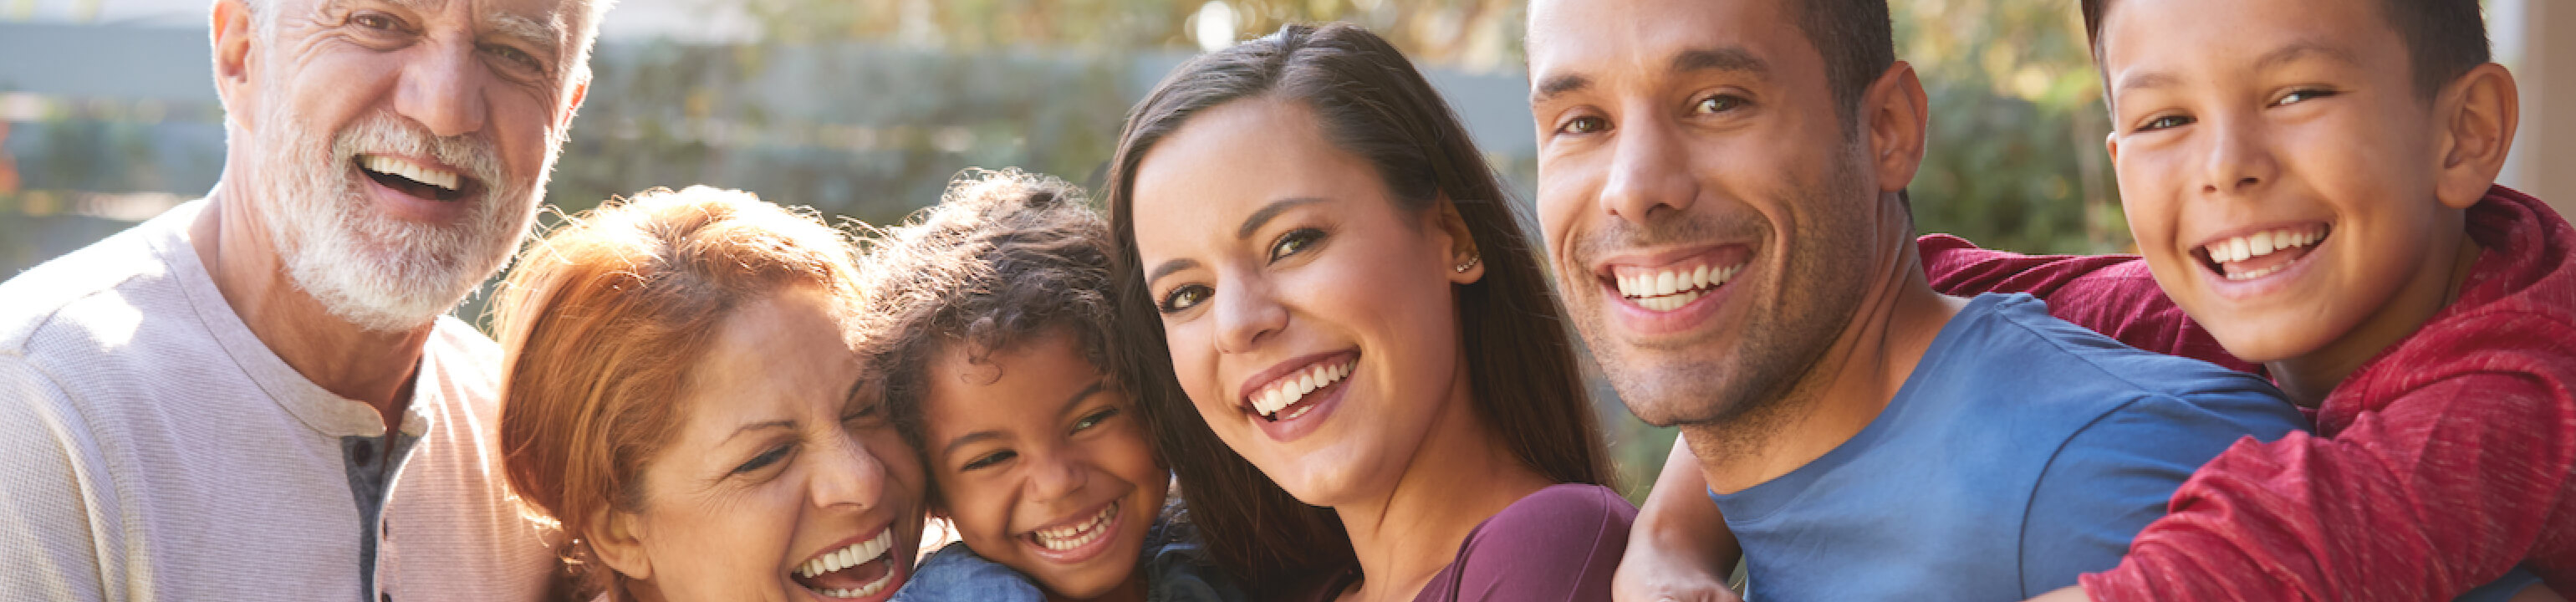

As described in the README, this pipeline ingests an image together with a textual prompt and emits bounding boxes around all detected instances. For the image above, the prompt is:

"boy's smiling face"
[2099,0,2482,365]
[921,328,1163,599]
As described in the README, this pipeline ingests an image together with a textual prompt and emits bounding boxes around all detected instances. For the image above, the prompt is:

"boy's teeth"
[1255,360,1355,418]
[1617,263,1743,310]
[2206,226,2323,265]
[360,155,462,191]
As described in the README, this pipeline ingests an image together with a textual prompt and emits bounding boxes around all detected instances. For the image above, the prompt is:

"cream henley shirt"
[0,200,559,601]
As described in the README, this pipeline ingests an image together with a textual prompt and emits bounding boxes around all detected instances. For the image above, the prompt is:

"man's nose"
[1599,117,1699,223]
[394,38,490,138]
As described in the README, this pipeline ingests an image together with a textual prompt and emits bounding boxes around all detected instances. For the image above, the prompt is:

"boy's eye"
[1268,227,1325,263]
[733,444,792,475]
[2272,89,2338,107]
[1556,115,1609,135]
[2136,115,2195,132]
[961,450,1017,472]
[1692,94,1746,115]
[1073,407,1122,433]
[1158,284,1211,314]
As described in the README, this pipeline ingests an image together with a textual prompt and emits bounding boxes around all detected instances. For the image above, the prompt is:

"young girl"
[863,169,1241,602]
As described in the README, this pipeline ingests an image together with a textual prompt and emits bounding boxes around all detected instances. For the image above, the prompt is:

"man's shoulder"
[1956,293,2279,401]
[0,207,200,355]
[420,314,503,411]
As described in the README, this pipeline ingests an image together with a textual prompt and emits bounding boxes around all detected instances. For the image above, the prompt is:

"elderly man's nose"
[395,43,490,138]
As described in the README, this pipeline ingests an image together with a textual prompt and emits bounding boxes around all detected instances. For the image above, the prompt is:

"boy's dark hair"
[2080,0,2490,98]
[1793,0,1898,138]
[854,168,1116,508]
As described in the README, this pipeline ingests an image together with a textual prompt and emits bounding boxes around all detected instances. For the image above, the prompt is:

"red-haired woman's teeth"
[1617,263,1745,312]
[1252,359,1355,419]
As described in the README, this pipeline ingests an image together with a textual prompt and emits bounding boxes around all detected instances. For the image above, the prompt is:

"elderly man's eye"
[484,44,545,73]
[349,12,400,31]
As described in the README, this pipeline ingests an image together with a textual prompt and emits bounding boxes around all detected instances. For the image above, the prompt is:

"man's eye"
[2137,115,2195,132]
[2272,89,2337,107]
[1159,284,1211,314]
[1557,115,1608,135]
[349,12,400,31]
[1268,228,1324,263]
[1693,94,1745,114]
[733,445,792,474]
[1073,407,1121,433]
[484,44,544,73]
[962,450,1016,472]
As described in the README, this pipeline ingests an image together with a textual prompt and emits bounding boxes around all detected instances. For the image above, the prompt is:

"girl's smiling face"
[597,285,926,602]
[920,329,1163,599]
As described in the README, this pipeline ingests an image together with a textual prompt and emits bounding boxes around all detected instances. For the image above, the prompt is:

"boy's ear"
[2432,63,2519,210]
[587,507,655,582]
[1864,60,1931,198]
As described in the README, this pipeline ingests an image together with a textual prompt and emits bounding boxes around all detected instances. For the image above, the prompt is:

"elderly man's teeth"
[1618,263,1743,311]
[2205,226,2324,264]
[360,155,462,191]
[1255,360,1354,418]
[1032,503,1120,551]
[795,528,894,579]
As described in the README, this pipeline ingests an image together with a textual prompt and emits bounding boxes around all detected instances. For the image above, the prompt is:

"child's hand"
[1614,439,1744,602]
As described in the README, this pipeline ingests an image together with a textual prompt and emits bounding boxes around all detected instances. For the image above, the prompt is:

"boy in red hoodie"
[1616,0,2573,599]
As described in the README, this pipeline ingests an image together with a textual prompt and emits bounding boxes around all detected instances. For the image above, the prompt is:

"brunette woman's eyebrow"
[1237,196,1328,239]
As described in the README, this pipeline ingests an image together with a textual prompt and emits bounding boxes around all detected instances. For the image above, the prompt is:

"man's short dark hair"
[1793,0,1898,136]
[2080,0,2490,98]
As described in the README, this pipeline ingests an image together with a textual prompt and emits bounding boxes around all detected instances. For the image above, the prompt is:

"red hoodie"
[1921,186,2576,600]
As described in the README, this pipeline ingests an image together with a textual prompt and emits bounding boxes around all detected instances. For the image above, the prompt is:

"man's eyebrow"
[1532,73,1592,105]
[482,10,564,51]
[1237,196,1327,240]
[1673,47,1768,79]
[2253,40,2359,71]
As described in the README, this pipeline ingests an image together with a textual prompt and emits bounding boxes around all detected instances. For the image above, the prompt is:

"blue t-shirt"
[1710,293,2308,600]
[889,503,1243,602]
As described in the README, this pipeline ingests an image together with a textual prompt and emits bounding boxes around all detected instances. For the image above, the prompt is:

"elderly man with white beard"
[0,0,607,598]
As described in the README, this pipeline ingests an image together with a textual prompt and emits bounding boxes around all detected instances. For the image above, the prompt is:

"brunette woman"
[1102,23,1631,602]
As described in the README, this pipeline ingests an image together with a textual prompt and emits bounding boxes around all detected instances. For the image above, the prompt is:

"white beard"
[247,107,541,334]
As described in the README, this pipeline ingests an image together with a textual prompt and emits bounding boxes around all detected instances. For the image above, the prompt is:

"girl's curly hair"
[852,168,1117,507]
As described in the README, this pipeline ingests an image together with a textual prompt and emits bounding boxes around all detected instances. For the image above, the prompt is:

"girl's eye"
[1073,407,1121,433]
[733,445,792,474]
[1557,115,1608,135]
[2136,115,2195,132]
[1158,284,1211,314]
[1269,227,1324,263]
[962,450,1016,472]
[1693,94,1745,114]
[2272,89,2337,107]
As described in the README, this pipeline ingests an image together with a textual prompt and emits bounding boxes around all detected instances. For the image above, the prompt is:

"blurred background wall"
[0,0,2560,502]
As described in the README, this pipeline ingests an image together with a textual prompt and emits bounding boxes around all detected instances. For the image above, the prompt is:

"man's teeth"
[2205,226,2324,265]
[360,155,462,191]
[794,529,893,579]
[1252,360,1354,418]
[1032,503,1118,551]
[1616,263,1745,312]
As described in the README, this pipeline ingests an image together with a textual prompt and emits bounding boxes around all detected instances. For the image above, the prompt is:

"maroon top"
[1921,186,2576,600]
[1303,484,1635,602]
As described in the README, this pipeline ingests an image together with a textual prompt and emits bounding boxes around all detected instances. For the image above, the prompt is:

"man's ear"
[211,0,258,133]
[2433,62,2518,210]
[586,507,655,582]
[559,77,591,130]
[1429,196,1485,284]
[1863,60,1931,196]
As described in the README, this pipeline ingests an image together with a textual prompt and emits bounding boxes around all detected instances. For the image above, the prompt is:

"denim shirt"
[890,506,1243,602]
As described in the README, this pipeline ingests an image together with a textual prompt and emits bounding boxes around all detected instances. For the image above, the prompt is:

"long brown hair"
[492,186,865,600]
[1099,22,1610,593]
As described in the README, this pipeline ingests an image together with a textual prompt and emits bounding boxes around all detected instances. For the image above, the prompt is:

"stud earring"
[1453,254,1481,273]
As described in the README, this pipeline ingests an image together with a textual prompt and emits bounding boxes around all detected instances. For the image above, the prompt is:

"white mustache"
[329,113,505,193]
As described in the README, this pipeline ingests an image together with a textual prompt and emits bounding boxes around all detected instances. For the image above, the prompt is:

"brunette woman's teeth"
[1252,360,1354,420]
[1616,263,1745,312]
[1029,502,1119,551]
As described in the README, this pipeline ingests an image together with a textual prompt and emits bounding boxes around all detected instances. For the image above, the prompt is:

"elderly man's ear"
[211,0,259,133]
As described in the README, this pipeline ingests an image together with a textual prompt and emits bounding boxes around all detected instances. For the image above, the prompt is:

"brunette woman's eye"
[962,450,1016,472]
[733,444,792,474]
[2272,88,2338,107]
[1268,227,1324,263]
[1159,284,1211,314]
[1072,407,1121,433]
[2136,114,2195,132]
[1557,115,1608,135]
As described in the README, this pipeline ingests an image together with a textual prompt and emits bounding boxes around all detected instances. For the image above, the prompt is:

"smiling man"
[1523,0,2310,599]
[0,0,606,598]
